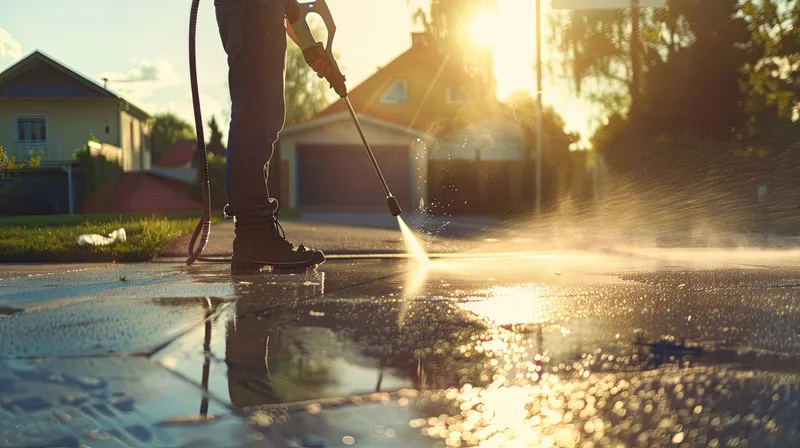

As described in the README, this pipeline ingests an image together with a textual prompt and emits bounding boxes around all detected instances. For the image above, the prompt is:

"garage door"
[296,144,412,211]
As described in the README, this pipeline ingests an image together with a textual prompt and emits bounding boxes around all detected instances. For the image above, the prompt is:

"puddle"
[0,297,230,358]
[155,296,499,410]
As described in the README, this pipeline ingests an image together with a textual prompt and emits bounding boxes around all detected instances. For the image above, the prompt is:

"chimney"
[411,32,428,47]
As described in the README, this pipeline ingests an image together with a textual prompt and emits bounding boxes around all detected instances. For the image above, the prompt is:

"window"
[380,80,407,104]
[446,85,470,104]
[15,116,47,143]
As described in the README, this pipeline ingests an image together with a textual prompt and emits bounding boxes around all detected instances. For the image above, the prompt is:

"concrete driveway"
[3,243,800,447]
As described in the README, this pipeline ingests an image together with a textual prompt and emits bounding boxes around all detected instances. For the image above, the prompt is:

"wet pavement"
[160,219,489,259]
[3,247,800,447]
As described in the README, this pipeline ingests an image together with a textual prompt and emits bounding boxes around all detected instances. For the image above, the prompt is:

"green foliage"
[285,25,337,125]
[0,146,43,171]
[148,112,196,162]
[555,0,757,179]
[72,137,124,202]
[26,149,42,168]
[207,115,227,156]
[0,146,44,195]
[553,0,750,115]
[0,214,214,262]
[739,0,800,132]
[505,90,577,164]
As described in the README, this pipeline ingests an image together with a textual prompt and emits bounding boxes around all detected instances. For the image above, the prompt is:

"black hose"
[186,0,212,266]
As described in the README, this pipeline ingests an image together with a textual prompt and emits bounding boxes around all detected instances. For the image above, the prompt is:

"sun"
[467,12,502,48]
[461,0,596,145]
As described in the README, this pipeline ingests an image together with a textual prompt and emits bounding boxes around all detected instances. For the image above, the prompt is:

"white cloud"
[0,28,22,62]
[100,57,182,101]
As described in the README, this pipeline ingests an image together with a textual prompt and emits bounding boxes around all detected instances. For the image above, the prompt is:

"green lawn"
[0,212,221,262]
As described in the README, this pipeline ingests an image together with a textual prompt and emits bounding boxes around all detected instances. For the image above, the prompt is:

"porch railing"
[4,143,71,161]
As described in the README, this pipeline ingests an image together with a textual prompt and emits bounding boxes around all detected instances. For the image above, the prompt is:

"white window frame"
[380,79,408,104]
[13,114,49,145]
[446,85,469,104]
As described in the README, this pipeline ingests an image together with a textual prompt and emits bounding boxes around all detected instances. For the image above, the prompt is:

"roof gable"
[0,50,114,99]
[0,50,151,120]
[318,44,442,116]
[316,41,496,135]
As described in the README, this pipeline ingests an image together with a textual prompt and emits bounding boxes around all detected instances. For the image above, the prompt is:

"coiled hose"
[186,0,212,266]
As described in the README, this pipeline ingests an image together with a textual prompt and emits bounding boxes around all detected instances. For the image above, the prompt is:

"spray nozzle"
[387,196,403,217]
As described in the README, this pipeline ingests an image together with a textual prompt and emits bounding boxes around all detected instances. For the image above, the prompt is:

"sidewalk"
[299,211,505,237]
[160,215,493,258]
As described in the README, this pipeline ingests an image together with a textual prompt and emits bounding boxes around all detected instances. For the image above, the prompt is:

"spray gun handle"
[285,0,348,98]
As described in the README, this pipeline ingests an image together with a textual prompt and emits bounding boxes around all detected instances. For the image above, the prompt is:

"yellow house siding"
[140,120,152,170]
[119,110,152,172]
[0,98,120,161]
[120,110,136,171]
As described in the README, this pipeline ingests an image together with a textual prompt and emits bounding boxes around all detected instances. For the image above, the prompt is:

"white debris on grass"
[76,228,127,246]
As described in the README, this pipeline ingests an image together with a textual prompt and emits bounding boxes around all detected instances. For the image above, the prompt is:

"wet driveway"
[3,248,800,447]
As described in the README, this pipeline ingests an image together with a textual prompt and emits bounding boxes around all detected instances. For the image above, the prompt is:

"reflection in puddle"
[227,324,412,408]
[161,259,800,446]
[458,284,552,326]
[164,259,668,447]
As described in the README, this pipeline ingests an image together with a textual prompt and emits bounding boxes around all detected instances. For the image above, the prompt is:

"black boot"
[231,215,325,272]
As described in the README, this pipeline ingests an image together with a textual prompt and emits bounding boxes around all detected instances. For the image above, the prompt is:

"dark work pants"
[215,0,286,221]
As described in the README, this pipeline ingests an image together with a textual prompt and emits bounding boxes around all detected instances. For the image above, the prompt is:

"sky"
[0,0,601,147]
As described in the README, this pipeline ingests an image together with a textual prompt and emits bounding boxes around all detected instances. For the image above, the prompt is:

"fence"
[0,161,80,215]
[4,143,72,162]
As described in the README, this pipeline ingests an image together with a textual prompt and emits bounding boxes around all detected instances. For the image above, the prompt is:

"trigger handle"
[286,0,348,98]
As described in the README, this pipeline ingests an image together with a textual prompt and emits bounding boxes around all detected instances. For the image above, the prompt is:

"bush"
[0,146,44,195]
[0,146,42,171]
[73,137,124,202]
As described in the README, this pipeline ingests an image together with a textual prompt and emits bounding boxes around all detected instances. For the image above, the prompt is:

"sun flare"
[467,12,502,48]
[463,0,594,145]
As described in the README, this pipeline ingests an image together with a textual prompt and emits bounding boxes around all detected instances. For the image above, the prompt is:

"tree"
[506,90,576,162]
[206,115,226,156]
[505,90,578,208]
[739,0,800,133]
[149,112,195,162]
[636,0,751,136]
[411,0,498,93]
[554,1,749,110]
[554,0,752,176]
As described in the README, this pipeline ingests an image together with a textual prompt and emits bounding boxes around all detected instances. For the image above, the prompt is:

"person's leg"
[216,0,282,220]
[215,0,324,270]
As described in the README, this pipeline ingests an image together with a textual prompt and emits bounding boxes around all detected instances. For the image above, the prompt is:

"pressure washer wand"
[286,0,403,217]
[343,97,398,210]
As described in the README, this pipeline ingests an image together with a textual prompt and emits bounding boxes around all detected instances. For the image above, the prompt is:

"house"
[0,50,203,215]
[0,50,152,171]
[277,32,548,216]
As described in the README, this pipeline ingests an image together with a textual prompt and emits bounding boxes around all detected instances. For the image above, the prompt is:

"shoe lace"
[271,214,305,251]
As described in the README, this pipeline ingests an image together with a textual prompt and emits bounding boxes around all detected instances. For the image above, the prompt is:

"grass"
[0,212,221,262]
